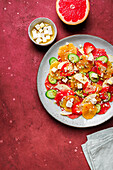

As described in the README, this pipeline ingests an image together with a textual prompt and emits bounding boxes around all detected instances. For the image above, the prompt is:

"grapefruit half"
[56,0,90,25]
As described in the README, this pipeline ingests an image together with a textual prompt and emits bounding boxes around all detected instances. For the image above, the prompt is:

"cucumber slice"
[48,75,57,84]
[89,71,99,83]
[96,104,101,113]
[68,53,79,63]
[75,90,84,98]
[103,92,111,102]
[96,56,108,63]
[49,57,58,65]
[45,89,57,99]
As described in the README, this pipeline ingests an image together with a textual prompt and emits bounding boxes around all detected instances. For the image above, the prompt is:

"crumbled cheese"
[36,38,42,44]
[51,67,57,73]
[91,98,97,104]
[87,53,94,61]
[90,73,98,78]
[66,98,74,108]
[44,30,49,35]
[66,42,69,45]
[42,37,47,43]
[37,33,42,38]
[48,29,53,35]
[39,28,43,33]
[77,83,82,89]
[74,65,78,71]
[32,29,38,39]
[100,73,104,77]
[40,22,44,28]
[35,24,40,30]
[64,67,68,72]
[46,35,50,40]
[79,44,83,48]
[62,77,68,83]
[79,48,84,54]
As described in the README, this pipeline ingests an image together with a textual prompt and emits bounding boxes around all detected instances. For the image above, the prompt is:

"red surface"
[0,0,113,169]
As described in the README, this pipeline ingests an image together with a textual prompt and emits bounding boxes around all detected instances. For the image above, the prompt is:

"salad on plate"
[45,42,113,119]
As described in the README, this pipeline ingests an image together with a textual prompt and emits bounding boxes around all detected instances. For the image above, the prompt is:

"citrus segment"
[56,0,90,25]
[58,43,77,61]
[82,103,97,119]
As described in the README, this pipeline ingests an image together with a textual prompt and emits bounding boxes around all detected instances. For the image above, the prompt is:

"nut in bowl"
[28,18,57,46]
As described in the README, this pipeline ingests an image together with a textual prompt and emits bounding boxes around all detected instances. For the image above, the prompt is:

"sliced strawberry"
[83,42,96,55]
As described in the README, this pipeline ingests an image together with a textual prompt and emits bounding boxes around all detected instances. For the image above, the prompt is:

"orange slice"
[82,103,97,119]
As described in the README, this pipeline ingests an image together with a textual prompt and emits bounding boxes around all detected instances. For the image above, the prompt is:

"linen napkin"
[81,127,113,170]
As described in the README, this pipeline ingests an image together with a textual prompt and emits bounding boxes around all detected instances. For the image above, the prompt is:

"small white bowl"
[28,17,57,46]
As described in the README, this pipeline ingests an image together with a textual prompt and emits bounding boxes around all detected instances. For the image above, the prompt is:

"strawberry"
[83,42,96,55]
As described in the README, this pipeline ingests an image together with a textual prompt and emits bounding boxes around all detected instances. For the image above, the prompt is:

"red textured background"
[0,0,113,169]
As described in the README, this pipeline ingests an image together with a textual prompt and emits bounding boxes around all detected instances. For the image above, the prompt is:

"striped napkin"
[82,127,113,170]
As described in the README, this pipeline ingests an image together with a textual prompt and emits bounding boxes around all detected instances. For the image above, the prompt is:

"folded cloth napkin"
[81,127,113,170]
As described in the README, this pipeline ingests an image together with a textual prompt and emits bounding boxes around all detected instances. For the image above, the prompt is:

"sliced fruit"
[48,74,57,84]
[82,103,97,119]
[73,73,90,84]
[76,55,93,73]
[83,42,95,55]
[49,57,58,65]
[68,53,79,63]
[56,0,90,25]
[55,84,71,91]
[45,89,57,99]
[96,56,108,63]
[58,43,77,61]
[55,90,75,105]
[49,61,62,79]
[62,95,79,112]
[89,71,99,83]
[95,104,101,113]
[92,48,108,59]
[97,102,111,115]
[103,61,113,79]
[72,102,82,115]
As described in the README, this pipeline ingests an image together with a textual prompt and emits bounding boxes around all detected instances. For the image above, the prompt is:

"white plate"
[37,34,113,128]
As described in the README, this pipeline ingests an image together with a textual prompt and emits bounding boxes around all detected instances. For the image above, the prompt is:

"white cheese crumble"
[78,48,84,54]
[62,77,68,83]
[32,29,38,39]
[87,53,94,61]
[66,98,74,108]
[35,24,40,30]
[40,22,44,28]
[51,67,57,73]
[66,42,69,45]
[74,65,78,71]
[77,83,82,89]
[90,73,98,78]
